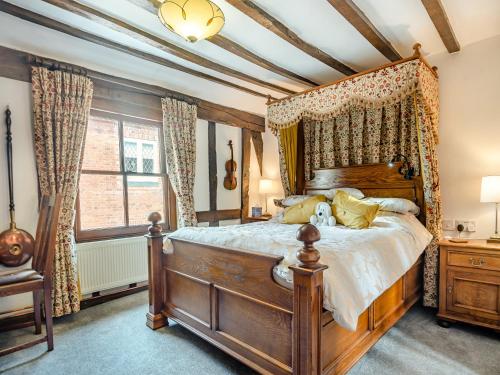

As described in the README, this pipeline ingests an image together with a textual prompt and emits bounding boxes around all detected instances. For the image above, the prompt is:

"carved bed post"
[145,212,167,330]
[289,224,327,375]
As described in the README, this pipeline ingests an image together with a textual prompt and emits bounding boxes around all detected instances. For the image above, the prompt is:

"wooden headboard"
[304,162,425,223]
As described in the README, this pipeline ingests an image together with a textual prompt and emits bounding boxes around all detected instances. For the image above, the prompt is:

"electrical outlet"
[454,220,476,232]
[443,219,455,231]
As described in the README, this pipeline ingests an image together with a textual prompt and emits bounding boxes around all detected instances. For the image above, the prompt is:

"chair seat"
[0,269,43,286]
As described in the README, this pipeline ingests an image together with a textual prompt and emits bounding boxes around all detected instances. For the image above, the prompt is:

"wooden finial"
[296,224,321,268]
[266,95,273,105]
[412,43,422,57]
[148,212,162,235]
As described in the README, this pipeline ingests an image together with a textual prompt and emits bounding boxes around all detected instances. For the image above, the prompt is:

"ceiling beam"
[127,0,319,86]
[0,1,272,99]
[40,0,296,95]
[226,0,356,76]
[326,0,401,61]
[420,0,460,53]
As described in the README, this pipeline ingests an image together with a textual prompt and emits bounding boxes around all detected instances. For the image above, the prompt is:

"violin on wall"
[223,140,237,190]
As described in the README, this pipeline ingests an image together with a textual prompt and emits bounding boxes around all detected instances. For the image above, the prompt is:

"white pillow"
[363,197,420,215]
[324,188,365,200]
[280,195,310,207]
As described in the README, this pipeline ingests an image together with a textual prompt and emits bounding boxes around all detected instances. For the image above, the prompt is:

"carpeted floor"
[0,291,498,375]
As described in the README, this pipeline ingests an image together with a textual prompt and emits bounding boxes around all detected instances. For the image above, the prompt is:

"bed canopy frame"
[266,43,442,309]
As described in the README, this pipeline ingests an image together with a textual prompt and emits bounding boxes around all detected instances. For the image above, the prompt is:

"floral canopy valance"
[267,58,439,142]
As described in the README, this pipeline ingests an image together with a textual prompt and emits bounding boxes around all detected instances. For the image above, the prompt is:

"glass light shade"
[158,0,225,42]
[259,179,274,194]
[480,176,500,202]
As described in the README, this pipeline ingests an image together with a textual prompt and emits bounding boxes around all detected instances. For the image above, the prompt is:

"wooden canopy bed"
[145,45,441,375]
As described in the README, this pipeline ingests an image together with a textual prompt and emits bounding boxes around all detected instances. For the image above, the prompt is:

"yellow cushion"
[282,195,327,224]
[332,191,379,229]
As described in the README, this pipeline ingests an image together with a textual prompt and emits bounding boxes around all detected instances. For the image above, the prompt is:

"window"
[76,110,172,241]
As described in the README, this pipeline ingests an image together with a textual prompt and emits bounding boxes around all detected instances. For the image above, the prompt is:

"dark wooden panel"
[208,121,217,216]
[165,239,293,311]
[421,0,460,53]
[216,287,292,369]
[41,0,295,95]
[250,131,264,176]
[241,129,251,220]
[374,278,404,326]
[321,308,370,367]
[226,0,356,75]
[327,0,401,61]
[196,209,241,223]
[165,269,212,327]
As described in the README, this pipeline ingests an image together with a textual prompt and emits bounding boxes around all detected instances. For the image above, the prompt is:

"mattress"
[164,212,432,331]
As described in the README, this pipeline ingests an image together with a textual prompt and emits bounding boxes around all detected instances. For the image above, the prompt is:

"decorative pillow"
[282,195,327,224]
[332,191,379,229]
[363,197,420,215]
[279,195,312,207]
[325,188,365,200]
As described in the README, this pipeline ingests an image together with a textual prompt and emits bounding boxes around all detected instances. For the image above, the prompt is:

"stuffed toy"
[310,202,336,227]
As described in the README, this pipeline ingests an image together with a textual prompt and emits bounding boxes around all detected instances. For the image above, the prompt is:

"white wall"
[428,34,500,239]
[0,77,39,314]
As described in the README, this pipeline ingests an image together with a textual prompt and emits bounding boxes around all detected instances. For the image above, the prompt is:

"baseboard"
[80,283,148,310]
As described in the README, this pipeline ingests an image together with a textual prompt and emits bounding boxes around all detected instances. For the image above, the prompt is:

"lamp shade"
[259,179,275,194]
[480,176,500,202]
[158,0,225,43]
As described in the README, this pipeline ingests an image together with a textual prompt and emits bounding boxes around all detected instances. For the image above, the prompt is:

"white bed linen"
[164,212,432,331]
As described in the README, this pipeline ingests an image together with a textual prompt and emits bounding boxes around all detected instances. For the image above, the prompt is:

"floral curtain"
[161,97,197,227]
[32,66,93,317]
[269,58,442,307]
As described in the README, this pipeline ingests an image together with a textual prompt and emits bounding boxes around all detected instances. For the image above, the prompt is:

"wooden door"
[446,269,500,324]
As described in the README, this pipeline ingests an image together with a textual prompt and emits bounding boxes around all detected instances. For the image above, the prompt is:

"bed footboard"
[146,213,327,375]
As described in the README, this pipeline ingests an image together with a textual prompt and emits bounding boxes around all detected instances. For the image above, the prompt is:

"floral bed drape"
[32,66,93,317]
[267,58,442,307]
[161,97,198,227]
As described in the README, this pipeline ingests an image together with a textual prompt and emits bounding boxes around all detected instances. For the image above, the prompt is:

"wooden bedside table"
[437,240,500,331]
[245,215,272,223]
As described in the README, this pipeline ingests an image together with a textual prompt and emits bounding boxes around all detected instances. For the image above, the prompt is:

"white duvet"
[164,212,432,331]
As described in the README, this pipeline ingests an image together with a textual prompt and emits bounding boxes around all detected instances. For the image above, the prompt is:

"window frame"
[75,109,173,242]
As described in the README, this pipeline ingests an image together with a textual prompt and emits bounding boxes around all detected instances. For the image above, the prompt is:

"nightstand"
[245,215,272,223]
[437,240,500,331]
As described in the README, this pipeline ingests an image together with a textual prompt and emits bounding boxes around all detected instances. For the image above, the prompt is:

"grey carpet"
[0,291,498,375]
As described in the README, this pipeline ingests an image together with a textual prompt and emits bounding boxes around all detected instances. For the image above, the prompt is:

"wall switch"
[454,220,476,232]
[443,219,455,231]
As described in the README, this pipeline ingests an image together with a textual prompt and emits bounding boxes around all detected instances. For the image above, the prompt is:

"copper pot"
[0,224,35,267]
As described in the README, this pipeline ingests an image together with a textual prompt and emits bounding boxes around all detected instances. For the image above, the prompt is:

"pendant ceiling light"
[158,0,225,43]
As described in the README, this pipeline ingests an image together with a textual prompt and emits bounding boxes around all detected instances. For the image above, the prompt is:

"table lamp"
[480,176,500,243]
[259,178,274,217]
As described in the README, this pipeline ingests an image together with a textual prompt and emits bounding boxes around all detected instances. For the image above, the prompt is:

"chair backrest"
[32,194,63,277]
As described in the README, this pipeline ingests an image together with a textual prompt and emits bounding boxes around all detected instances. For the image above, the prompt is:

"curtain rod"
[27,55,88,76]
[266,43,438,106]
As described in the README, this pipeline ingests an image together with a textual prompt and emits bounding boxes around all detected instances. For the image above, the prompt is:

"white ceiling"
[2,0,500,115]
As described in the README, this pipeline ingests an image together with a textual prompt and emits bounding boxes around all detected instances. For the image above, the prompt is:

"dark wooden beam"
[196,209,241,222]
[421,0,460,53]
[127,0,318,87]
[241,129,252,221]
[0,45,266,132]
[326,0,401,61]
[40,0,295,95]
[226,0,356,76]
[251,131,264,176]
[0,1,276,99]
[208,121,218,226]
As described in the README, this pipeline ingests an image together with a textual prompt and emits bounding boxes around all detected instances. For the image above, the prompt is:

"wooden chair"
[0,194,63,356]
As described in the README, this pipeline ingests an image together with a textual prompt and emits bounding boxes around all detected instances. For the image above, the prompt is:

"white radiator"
[76,237,148,295]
